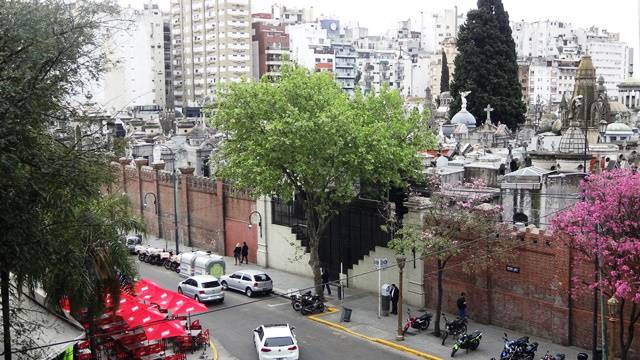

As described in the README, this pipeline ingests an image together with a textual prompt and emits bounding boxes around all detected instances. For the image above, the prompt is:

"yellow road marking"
[209,338,219,360]
[307,307,442,360]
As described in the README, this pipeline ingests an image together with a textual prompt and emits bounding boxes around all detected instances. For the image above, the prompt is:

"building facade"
[171,0,252,108]
[251,14,290,80]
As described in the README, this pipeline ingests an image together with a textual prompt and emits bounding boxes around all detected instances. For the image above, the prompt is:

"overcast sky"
[122,0,640,73]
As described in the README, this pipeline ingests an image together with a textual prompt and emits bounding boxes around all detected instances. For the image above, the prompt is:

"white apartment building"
[171,0,252,108]
[511,20,574,59]
[287,23,332,69]
[412,7,462,53]
[98,4,168,113]
[582,27,633,99]
[271,3,315,25]
[526,58,578,106]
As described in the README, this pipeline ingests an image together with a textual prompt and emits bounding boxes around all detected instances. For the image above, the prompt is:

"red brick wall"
[425,229,640,355]
[112,162,257,261]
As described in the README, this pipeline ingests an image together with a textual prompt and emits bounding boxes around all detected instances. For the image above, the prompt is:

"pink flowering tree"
[389,178,515,337]
[552,169,640,359]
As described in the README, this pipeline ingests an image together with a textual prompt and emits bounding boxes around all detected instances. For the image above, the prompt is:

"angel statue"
[460,91,471,111]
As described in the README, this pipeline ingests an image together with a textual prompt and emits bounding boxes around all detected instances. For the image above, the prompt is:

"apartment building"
[251,14,290,80]
[171,0,252,108]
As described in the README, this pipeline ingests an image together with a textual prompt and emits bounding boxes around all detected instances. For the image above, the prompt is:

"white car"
[253,324,299,360]
[177,275,224,303]
[220,269,273,297]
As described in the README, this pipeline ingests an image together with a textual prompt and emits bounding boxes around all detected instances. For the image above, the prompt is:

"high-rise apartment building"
[163,12,175,109]
[583,27,633,99]
[251,14,289,81]
[171,0,252,108]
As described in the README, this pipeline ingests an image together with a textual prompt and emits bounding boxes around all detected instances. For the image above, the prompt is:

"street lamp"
[156,144,180,254]
[248,211,263,238]
[607,296,620,359]
[396,254,406,341]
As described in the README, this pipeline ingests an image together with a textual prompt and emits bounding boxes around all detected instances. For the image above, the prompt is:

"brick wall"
[424,229,640,355]
[111,162,257,261]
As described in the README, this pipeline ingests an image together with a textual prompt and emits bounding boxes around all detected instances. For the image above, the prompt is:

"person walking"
[241,242,249,264]
[457,292,467,319]
[321,269,331,295]
[233,243,241,265]
[390,284,399,315]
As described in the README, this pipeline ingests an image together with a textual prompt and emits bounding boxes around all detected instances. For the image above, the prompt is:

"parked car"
[253,324,299,360]
[220,270,273,297]
[123,235,142,254]
[177,275,224,303]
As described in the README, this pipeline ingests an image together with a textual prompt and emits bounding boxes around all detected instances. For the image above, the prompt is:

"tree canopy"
[449,0,525,129]
[211,65,435,295]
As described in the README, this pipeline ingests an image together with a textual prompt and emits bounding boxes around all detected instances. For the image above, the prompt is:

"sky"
[122,0,640,73]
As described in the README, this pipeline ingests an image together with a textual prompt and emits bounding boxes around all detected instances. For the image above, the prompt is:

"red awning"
[143,320,187,341]
[116,303,166,328]
[167,295,208,315]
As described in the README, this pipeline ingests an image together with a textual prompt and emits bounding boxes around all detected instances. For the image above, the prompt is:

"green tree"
[0,1,142,358]
[211,66,433,297]
[449,0,525,129]
[440,51,450,93]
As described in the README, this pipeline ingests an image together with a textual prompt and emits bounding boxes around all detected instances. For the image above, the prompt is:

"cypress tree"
[449,0,525,129]
[440,51,450,93]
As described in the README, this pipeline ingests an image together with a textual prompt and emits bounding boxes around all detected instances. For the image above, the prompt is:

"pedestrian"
[457,292,467,319]
[321,269,331,295]
[241,241,249,264]
[390,284,399,315]
[233,243,241,265]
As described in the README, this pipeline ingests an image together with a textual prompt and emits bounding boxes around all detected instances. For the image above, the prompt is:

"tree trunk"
[432,259,443,337]
[592,259,598,360]
[307,229,324,300]
[1,271,11,360]
[620,302,637,360]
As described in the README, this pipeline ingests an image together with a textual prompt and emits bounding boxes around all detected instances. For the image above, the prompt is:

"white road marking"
[267,301,291,307]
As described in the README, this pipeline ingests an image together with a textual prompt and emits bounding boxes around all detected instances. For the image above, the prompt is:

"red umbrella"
[135,279,162,297]
[117,303,166,328]
[144,320,187,341]
[167,294,208,315]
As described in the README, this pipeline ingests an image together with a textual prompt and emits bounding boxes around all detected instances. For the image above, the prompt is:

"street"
[137,261,416,360]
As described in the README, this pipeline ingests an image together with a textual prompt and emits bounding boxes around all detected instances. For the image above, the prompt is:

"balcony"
[227,43,249,50]
[227,0,249,5]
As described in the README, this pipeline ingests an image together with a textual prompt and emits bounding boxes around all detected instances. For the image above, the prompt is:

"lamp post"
[607,296,620,360]
[156,144,180,254]
[396,255,406,341]
[248,210,262,238]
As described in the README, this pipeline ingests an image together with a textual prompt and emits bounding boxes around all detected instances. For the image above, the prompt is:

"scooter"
[441,313,468,345]
[163,252,181,272]
[291,290,313,312]
[451,330,482,357]
[493,333,538,360]
[402,308,432,335]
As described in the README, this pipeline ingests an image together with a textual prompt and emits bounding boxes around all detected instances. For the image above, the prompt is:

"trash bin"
[380,284,391,316]
[341,307,352,322]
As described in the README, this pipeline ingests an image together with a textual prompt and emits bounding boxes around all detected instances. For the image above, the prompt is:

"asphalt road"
[137,260,415,360]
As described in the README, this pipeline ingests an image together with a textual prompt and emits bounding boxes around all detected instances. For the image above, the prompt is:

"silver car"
[178,275,224,303]
[220,270,273,297]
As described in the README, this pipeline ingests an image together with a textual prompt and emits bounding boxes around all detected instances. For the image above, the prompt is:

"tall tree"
[211,66,436,297]
[0,1,142,358]
[440,51,450,93]
[449,0,525,129]
[552,169,640,360]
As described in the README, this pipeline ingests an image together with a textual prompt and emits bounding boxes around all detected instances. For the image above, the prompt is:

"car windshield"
[264,336,293,347]
[254,274,271,282]
[201,281,220,288]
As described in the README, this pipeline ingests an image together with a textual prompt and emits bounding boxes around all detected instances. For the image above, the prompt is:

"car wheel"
[245,288,253,297]
[221,281,228,290]
[195,295,200,302]
[177,287,183,294]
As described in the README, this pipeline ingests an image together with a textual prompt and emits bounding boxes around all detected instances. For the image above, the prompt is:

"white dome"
[451,109,476,128]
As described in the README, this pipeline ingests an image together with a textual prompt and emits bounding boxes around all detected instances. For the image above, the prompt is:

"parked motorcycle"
[300,294,325,315]
[291,290,313,312]
[451,330,482,357]
[540,352,565,360]
[402,308,432,335]
[493,333,538,360]
[441,313,468,345]
[163,252,181,272]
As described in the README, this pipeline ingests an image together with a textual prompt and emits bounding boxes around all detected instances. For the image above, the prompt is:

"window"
[256,327,264,340]
[264,337,294,347]
[315,58,321,62]
[230,273,242,279]
[242,275,252,281]
[254,274,271,282]
[202,281,220,288]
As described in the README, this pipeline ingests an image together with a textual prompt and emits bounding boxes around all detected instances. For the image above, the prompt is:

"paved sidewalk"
[139,233,588,360]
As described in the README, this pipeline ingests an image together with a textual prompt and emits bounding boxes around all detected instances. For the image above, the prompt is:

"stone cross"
[484,104,494,122]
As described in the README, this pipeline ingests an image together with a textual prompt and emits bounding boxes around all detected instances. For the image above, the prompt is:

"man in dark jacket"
[390,284,399,315]
[457,292,467,319]
[321,269,331,295]
[241,242,249,264]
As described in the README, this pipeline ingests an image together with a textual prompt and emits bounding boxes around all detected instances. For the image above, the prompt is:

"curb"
[307,308,442,360]
[209,339,218,360]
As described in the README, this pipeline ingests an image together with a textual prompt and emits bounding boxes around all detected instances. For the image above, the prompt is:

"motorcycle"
[441,313,468,345]
[493,333,538,360]
[541,352,565,360]
[163,252,181,272]
[451,330,482,357]
[402,308,432,335]
[291,290,313,312]
[300,294,325,315]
